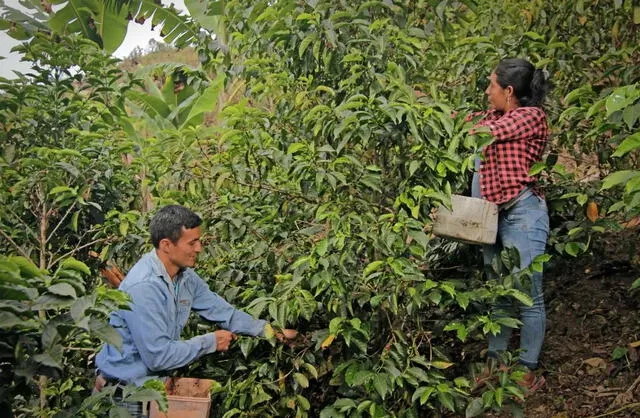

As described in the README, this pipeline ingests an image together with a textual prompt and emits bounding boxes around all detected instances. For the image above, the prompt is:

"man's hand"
[94,374,106,392]
[213,330,237,351]
[276,329,298,342]
[264,324,299,346]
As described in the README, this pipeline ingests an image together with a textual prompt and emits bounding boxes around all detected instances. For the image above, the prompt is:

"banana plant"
[0,0,209,54]
[126,64,225,130]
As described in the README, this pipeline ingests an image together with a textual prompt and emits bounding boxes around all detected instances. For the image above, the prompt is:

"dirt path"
[514,232,640,417]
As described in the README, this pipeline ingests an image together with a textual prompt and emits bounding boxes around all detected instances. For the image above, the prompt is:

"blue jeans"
[482,191,549,369]
[93,380,148,418]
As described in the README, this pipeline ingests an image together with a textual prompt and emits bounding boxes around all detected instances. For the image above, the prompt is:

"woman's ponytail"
[528,69,551,107]
[495,59,553,108]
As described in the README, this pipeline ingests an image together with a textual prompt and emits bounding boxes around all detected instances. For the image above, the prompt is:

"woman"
[470,58,551,391]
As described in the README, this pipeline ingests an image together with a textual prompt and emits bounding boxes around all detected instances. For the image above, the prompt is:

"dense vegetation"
[0,1,638,417]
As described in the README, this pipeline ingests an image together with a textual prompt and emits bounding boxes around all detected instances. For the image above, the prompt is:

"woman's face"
[485,72,513,111]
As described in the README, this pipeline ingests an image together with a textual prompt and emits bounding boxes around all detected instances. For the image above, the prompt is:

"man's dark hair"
[495,58,552,108]
[149,205,202,248]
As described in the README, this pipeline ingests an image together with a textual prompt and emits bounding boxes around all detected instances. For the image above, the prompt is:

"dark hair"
[495,58,551,107]
[149,205,202,248]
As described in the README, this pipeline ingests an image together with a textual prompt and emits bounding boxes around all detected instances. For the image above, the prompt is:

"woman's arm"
[481,107,547,143]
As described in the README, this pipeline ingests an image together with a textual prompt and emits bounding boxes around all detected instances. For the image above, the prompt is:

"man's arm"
[122,281,216,372]
[191,274,267,336]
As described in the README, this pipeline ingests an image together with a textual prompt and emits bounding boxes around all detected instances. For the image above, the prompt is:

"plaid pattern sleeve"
[465,109,502,123]
[473,107,549,204]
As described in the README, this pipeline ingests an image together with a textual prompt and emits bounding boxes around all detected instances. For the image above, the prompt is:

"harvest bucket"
[149,377,214,418]
[432,194,498,245]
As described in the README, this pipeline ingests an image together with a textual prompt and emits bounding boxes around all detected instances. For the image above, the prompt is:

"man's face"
[166,226,203,269]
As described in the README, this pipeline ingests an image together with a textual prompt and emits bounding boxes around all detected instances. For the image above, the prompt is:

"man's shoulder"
[180,268,207,287]
[120,253,166,291]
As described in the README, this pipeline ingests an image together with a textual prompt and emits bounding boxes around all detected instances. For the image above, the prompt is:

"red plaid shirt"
[468,107,549,204]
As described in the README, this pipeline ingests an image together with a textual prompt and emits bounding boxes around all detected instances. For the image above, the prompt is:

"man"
[95,205,296,415]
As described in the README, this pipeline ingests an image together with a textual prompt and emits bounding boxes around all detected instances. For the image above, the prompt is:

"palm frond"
[129,0,200,47]
[0,0,50,40]
[126,89,171,119]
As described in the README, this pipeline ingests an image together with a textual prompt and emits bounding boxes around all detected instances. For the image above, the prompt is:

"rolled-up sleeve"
[122,282,214,372]
[191,274,266,337]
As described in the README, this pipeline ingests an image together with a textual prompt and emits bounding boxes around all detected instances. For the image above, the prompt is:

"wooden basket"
[149,377,214,418]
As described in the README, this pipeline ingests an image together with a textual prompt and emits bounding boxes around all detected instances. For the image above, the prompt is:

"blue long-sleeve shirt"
[95,250,266,386]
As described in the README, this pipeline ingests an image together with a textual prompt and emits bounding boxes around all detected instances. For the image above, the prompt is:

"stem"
[47,238,107,269]
[0,228,30,259]
[38,192,48,272]
[38,198,48,416]
[588,403,640,418]
[45,201,77,245]
[63,346,95,352]
[626,374,640,394]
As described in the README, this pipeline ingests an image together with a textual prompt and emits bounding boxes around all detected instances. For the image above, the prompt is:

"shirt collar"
[148,250,187,283]
[148,250,173,282]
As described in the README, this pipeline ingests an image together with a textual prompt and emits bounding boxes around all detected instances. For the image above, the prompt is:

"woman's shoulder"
[510,106,547,118]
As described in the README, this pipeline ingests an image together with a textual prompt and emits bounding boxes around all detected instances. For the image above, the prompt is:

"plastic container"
[149,377,214,418]
[432,194,498,245]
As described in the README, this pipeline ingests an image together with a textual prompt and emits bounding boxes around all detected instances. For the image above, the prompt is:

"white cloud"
[0,36,32,79]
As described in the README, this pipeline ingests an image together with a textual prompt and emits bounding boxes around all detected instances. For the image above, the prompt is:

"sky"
[0,0,187,79]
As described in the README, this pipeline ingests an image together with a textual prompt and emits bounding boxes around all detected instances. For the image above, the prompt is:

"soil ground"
[486,229,640,417]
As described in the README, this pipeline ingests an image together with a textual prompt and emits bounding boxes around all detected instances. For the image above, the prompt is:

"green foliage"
[56,378,168,417]
[0,0,638,417]
[0,33,153,415]
[465,354,529,417]
[158,1,542,416]
[127,65,225,130]
[0,33,143,268]
[0,255,130,414]
[47,0,129,52]
[546,80,640,258]
[559,81,640,217]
